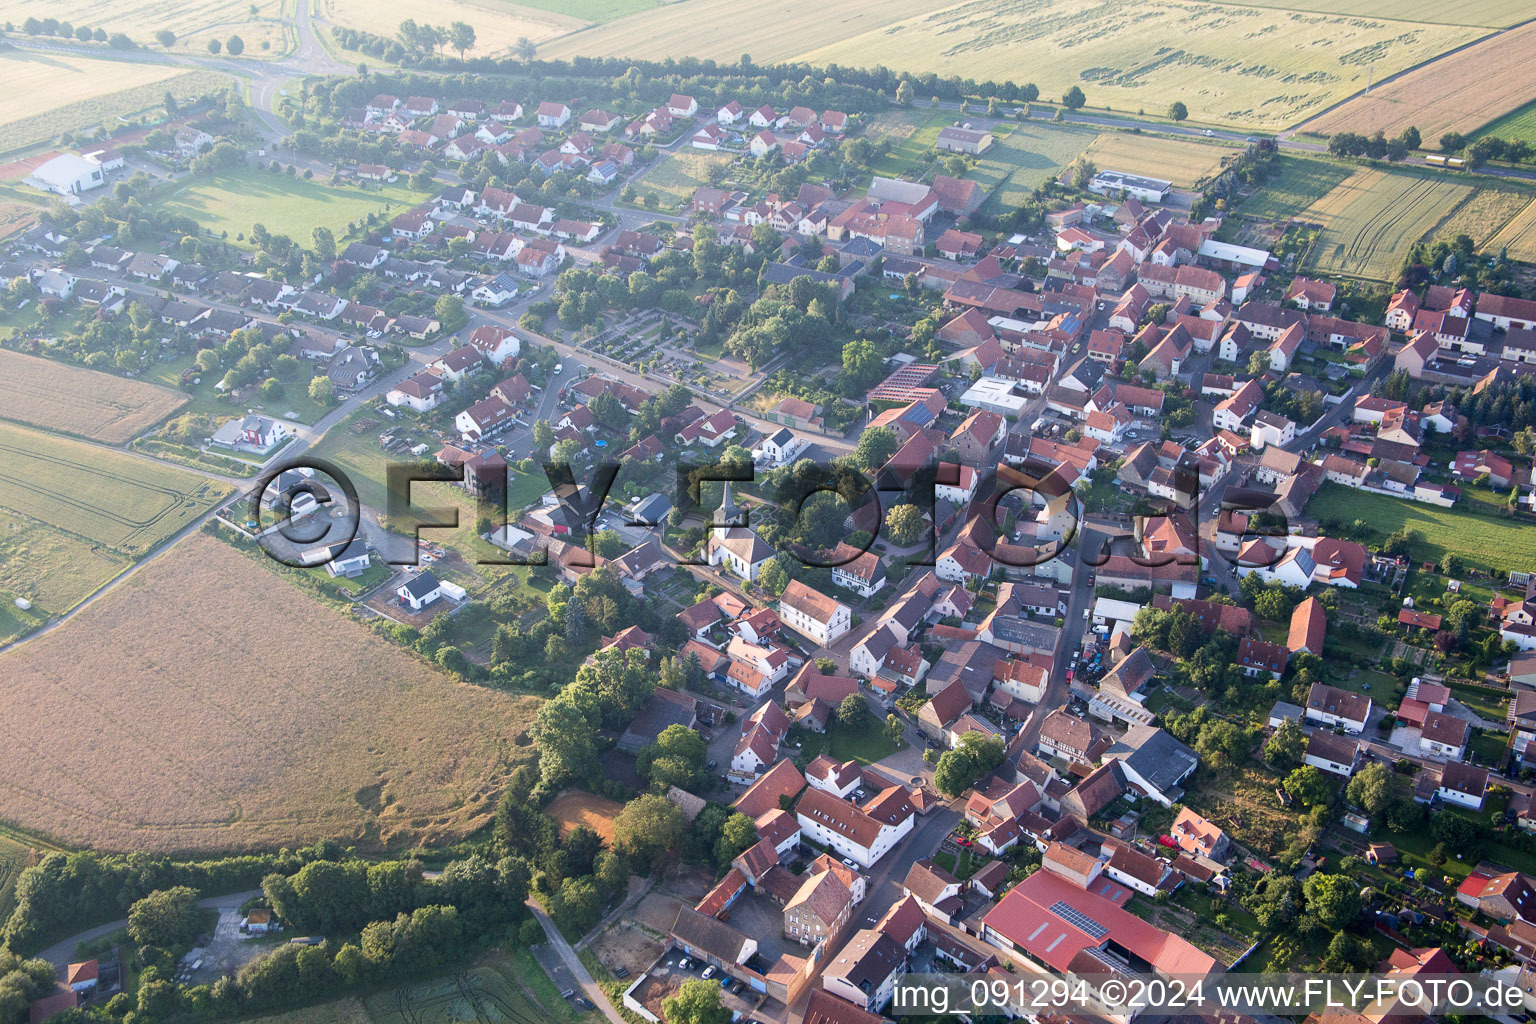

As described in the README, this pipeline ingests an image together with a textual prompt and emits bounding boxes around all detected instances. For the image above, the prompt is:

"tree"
[895,80,913,106]
[884,503,925,546]
[662,980,732,1024]
[1168,101,1188,121]
[207,38,221,53]
[532,419,554,454]
[434,294,466,332]
[164,91,179,116]
[933,747,977,796]
[514,36,536,60]
[837,693,866,729]
[128,887,201,948]
[308,377,335,406]
[311,226,337,262]
[1304,873,1362,930]
[1264,718,1306,770]
[156,29,176,48]
[446,20,476,59]
[1285,765,1332,808]
[714,813,757,869]
[756,556,790,597]
[885,714,905,747]
[853,426,899,472]
[613,794,687,871]
[1346,762,1394,816]
[1062,86,1086,110]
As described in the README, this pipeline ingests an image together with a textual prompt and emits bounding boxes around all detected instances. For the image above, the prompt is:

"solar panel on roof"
[1049,900,1107,939]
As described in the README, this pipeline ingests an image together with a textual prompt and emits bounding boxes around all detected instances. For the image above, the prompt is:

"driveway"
[525,900,626,1024]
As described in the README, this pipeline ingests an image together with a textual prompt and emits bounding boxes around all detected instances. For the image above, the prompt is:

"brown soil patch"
[547,791,624,844]
[590,922,665,978]
[0,533,539,852]
[0,350,187,442]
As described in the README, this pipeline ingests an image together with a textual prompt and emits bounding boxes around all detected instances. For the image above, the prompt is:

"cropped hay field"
[321,0,588,56]
[0,420,229,556]
[0,350,187,442]
[1237,153,1353,221]
[152,168,432,244]
[547,791,624,844]
[1081,132,1237,188]
[0,532,543,853]
[544,0,1482,130]
[0,0,290,53]
[1301,168,1469,280]
[1426,187,1535,248]
[1303,20,1536,141]
[1485,199,1536,263]
[970,122,1094,211]
[1184,0,1530,26]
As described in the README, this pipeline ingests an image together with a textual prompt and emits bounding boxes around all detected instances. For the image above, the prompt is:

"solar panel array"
[1049,900,1107,939]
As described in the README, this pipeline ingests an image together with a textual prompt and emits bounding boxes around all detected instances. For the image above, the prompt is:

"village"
[15,53,1536,1024]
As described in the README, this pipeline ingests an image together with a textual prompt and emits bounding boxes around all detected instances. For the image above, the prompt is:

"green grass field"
[1238,154,1353,221]
[1307,482,1536,577]
[1472,98,1536,144]
[865,108,952,178]
[0,508,131,639]
[0,421,230,557]
[507,0,660,20]
[1302,168,1471,280]
[632,150,731,211]
[152,168,431,244]
[971,122,1094,212]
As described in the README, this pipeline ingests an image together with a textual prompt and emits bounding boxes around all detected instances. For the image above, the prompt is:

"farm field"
[1307,482,1536,578]
[547,791,623,844]
[969,122,1094,212]
[0,508,130,641]
[1485,198,1536,263]
[0,421,230,556]
[1426,187,1535,249]
[542,0,1483,130]
[1183,0,1531,26]
[0,53,226,153]
[1300,168,1470,280]
[1303,20,1536,142]
[633,150,731,211]
[1080,132,1237,188]
[151,168,431,246]
[0,0,291,54]
[0,350,187,442]
[1472,99,1536,144]
[0,532,544,852]
[1237,154,1353,221]
[321,0,588,55]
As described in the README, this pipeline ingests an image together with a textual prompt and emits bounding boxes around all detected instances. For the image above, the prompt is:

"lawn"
[152,168,431,245]
[632,151,732,211]
[544,0,1480,129]
[0,349,186,442]
[1307,482,1536,578]
[970,121,1094,212]
[0,508,131,639]
[0,52,222,152]
[794,707,903,766]
[0,420,230,556]
[1081,132,1237,189]
[1301,168,1471,281]
[0,532,543,852]
[865,108,952,179]
[1238,154,1351,223]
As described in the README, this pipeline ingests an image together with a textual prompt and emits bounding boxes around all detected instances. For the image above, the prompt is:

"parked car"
[702,966,717,980]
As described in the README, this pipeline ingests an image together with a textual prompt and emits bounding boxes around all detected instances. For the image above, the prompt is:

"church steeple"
[718,479,741,526]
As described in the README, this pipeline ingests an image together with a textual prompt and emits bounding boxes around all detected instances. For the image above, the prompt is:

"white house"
[778,580,851,647]
[26,153,105,196]
[707,526,775,581]
[386,371,445,412]
[796,787,914,869]
[397,570,444,610]
[1437,763,1488,810]
[1250,410,1296,450]
[753,427,807,468]
[1304,683,1372,734]
[466,324,521,365]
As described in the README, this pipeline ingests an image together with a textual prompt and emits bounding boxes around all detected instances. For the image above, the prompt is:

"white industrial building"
[26,154,106,196]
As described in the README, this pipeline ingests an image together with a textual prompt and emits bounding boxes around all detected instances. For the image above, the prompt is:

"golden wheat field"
[1303,20,1536,141]
[1301,168,1470,280]
[1485,199,1536,263]
[0,533,541,852]
[319,0,586,56]
[0,350,187,442]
